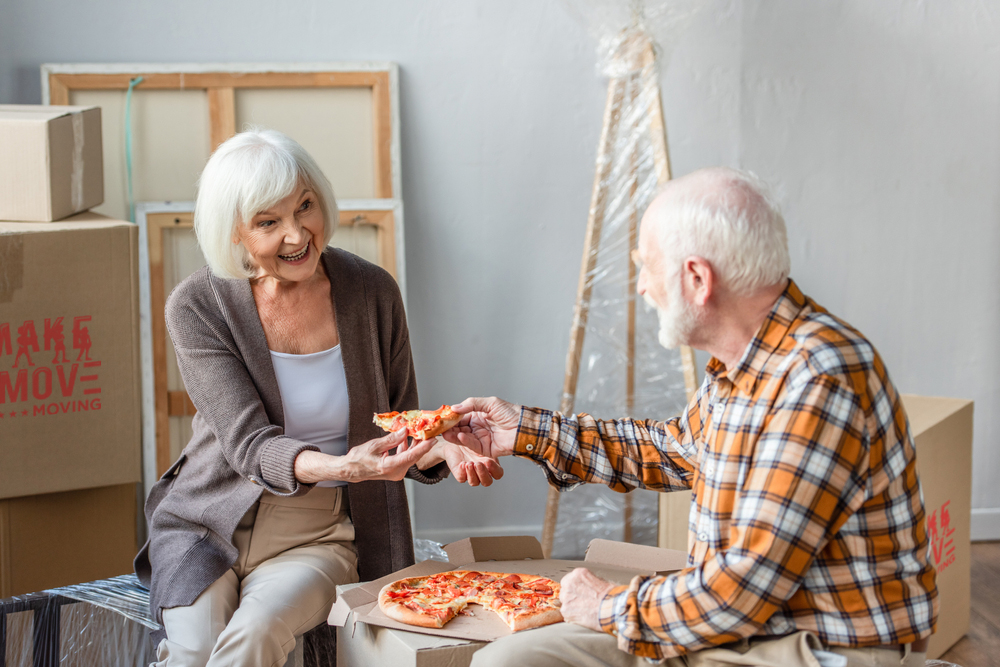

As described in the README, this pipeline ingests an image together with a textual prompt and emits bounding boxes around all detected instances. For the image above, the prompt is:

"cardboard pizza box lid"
[443,536,543,566]
[585,539,689,575]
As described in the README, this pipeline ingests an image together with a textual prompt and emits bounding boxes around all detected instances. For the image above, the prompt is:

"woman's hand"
[294,429,435,484]
[340,429,437,482]
[434,440,504,487]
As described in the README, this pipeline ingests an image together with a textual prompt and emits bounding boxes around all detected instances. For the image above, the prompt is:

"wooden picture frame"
[41,63,401,200]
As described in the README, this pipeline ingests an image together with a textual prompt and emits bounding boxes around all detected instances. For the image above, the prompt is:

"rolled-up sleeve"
[512,407,698,493]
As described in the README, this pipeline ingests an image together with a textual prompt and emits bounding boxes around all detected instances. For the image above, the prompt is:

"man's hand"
[440,397,521,459]
[435,440,505,487]
[559,568,616,632]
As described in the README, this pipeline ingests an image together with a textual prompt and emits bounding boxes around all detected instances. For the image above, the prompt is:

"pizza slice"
[378,571,477,628]
[477,573,563,632]
[373,405,462,440]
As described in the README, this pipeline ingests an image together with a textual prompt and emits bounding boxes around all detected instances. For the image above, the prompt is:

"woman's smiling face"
[236,183,325,284]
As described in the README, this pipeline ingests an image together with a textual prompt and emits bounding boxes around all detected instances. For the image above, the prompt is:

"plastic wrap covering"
[414,538,450,563]
[0,539,450,666]
[0,576,157,667]
[547,1,703,560]
[924,662,962,667]
[561,0,703,75]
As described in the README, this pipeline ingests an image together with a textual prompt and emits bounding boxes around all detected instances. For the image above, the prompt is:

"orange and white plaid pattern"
[514,280,937,660]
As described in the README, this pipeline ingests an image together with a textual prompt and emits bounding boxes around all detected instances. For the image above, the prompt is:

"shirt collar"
[705,279,807,395]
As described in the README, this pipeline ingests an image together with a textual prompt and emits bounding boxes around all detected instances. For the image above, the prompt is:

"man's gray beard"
[644,289,698,350]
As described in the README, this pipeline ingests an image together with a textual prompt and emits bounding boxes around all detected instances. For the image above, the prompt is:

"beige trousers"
[469,623,927,667]
[153,486,359,667]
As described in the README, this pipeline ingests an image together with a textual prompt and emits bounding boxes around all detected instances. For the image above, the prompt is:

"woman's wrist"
[328,452,358,483]
[294,449,350,484]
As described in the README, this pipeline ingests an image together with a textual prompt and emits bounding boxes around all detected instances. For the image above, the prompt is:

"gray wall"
[4,0,999,540]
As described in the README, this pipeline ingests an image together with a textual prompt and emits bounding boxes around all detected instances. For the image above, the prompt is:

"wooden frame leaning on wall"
[41,62,401,200]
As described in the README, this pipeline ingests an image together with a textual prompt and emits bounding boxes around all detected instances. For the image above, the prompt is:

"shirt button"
[698,532,709,541]
[705,464,715,476]
[525,443,534,452]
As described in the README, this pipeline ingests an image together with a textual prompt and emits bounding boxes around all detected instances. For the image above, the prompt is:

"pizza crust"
[413,408,462,440]
[378,580,455,629]
[507,607,565,632]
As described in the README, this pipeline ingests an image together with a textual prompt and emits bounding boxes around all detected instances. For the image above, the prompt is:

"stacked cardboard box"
[901,394,973,660]
[0,105,141,598]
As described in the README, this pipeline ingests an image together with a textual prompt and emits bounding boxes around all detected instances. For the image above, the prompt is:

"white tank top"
[269,345,349,488]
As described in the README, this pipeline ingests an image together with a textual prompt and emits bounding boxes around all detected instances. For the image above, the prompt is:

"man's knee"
[469,624,585,667]
[471,624,637,667]
[470,639,521,667]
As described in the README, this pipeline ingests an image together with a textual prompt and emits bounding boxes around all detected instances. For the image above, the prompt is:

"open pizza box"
[329,535,688,643]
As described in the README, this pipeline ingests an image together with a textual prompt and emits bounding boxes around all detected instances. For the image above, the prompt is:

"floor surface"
[939,541,1000,666]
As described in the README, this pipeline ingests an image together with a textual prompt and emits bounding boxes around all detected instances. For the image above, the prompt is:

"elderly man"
[445,168,936,667]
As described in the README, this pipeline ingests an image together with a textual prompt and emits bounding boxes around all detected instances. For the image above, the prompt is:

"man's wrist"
[597,584,628,636]
[512,407,550,457]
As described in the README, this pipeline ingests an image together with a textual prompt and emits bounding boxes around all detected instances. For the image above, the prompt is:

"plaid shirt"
[515,280,937,660]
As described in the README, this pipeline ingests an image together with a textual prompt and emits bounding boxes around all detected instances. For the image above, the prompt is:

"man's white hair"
[652,167,790,295]
[194,128,338,280]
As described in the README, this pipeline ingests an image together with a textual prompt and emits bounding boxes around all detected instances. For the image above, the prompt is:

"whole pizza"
[378,570,563,632]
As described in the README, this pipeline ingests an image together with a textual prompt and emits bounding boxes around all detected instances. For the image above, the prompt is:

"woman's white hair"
[653,167,790,295]
[194,128,338,280]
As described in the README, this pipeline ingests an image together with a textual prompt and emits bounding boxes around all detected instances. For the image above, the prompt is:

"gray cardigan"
[134,248,446,632]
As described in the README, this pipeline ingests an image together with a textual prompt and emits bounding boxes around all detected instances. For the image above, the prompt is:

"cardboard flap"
[328,597,353,627]
[339,585,374,609]
[0,212,125,235]
[444,536,544,566]
[585,539,688,575]
[0,105,98,122]
[900,394,974,437]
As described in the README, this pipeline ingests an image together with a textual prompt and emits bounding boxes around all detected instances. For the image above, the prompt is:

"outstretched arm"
[444,396,699,493]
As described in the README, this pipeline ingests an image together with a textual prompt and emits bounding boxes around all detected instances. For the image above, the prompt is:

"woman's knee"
[153,636,215,667]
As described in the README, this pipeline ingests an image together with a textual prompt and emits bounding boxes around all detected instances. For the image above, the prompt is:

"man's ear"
[682,256,714,306]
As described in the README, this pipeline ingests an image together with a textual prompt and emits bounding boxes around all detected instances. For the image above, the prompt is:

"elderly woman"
[135,129,499,667]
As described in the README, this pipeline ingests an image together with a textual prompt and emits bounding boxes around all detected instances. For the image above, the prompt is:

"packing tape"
[71,111,85,212]
[0,235,24,304]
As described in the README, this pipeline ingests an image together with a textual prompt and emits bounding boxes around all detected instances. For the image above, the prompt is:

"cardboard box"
[0,213,141,499]
[0,483,139,598]
[0,105,103,222]
[901,394,973,660]
[332,536,687,665]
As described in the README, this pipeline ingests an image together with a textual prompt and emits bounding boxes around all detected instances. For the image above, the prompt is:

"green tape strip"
[125,76,144,222]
